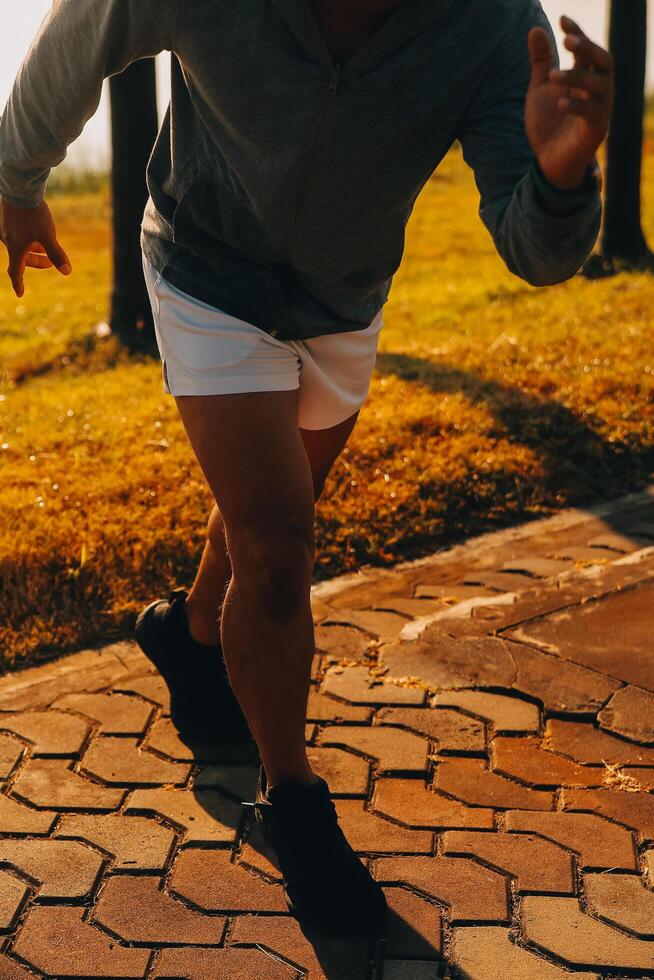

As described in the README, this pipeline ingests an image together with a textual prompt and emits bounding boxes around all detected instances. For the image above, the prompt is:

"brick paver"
[375,705,485,752]
[237,821,282,880]
[583,872,654,936]
[521,895,654,970]
[334,799,433,853]
[12,758,125,810]
[545,718,654,765]
[321,608,408,643]
[449,927,600,979]
[306,689,373,722]
[508,642,620,714]
[432,691,540,733]
[372,855,510,923]
[434,758,555,810]
[0,839,103,898]
[315,622,375,661]
[504,810,638,869]
[381,636,517,691]
[598,684,654,743]
[321,664,427,705]
[54,812,176,870]
[381,962,438,979]
[0,870,29,931]
[0,793,55,834]
[491,736,605,788]
[2,488,653,976]
[0,953,38,979]
[317,724,429,772]
[52,691,153,734]
[81,735,191,786]
[560,787,654,840]
[151,947,296,978]
[0,735,24,779]
[125,787,240,844]
[13,905,151,976]
[305,745,371,794]
[373,778,494,829]
[228,913,371,978]
[170,848,287,911]
[511,582,654,689]
[93,874,226,943]
[441,830,575,893]
[0,709,90,755]
[381,887,442,957]
[143,715,256,764]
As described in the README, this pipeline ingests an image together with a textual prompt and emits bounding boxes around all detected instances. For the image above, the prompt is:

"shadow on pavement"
[173,730,447,979]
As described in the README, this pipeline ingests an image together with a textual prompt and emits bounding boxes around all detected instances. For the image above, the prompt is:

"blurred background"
[1,1,653,172]
[1,1,653,668]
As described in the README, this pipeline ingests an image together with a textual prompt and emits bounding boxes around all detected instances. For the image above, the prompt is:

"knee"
[227,524,315,618]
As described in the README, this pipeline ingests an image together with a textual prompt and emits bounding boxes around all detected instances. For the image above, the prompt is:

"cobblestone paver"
[1,488,654,977]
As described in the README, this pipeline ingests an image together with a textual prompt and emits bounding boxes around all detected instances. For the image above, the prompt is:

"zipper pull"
[330,62,342,92]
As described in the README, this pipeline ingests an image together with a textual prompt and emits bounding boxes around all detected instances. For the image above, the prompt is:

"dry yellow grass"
[1,140,653,666]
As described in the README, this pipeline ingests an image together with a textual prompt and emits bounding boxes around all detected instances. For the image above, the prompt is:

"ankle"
[265,767,319,796]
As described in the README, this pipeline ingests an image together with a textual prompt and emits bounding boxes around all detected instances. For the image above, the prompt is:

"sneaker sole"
[134,599,253,742]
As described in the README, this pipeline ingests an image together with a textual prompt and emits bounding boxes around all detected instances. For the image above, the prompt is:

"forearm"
[0,0,177,208]
[486,157,602,286]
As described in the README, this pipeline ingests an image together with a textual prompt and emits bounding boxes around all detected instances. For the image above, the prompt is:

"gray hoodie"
[0,0,601,340]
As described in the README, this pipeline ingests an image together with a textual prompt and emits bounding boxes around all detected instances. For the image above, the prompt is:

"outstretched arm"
[0,0,178,295]
[457,4,611,287]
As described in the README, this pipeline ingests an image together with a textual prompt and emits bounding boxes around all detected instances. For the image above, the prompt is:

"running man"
[0,0,612,934]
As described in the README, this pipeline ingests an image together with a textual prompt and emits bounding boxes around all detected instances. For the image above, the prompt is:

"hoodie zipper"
[285,62,342,264]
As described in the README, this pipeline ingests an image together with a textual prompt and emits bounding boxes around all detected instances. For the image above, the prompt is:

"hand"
[525,15,613,190]
[0,197,72,298]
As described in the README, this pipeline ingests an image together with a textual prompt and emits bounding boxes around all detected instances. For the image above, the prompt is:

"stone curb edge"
[311,483,654,601]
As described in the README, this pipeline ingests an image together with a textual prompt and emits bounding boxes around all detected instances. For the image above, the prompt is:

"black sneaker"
[252,764,388,935]
[134,587,253,742]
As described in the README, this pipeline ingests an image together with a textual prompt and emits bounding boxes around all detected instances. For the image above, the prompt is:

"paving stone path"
[1,487,654,978]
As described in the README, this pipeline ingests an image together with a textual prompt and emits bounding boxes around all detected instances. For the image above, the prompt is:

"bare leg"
[184,412,361,647]
[172,388,359,788]
[184,505,231,646]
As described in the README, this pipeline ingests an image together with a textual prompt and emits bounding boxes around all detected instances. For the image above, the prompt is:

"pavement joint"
[2,488,654,975]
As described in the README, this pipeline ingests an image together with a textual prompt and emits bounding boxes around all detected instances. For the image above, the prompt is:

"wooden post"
[109,58,159,348]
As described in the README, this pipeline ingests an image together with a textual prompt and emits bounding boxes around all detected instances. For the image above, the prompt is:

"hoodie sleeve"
[456,0,602,287]
[0,0,179,209]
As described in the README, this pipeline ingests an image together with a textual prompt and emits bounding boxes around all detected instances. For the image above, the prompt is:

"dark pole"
[109,58,159,349]
[601,0,651,266]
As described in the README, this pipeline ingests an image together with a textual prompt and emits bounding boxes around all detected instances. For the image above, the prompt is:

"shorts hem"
[298,404,366,430]
[162,376,300,397]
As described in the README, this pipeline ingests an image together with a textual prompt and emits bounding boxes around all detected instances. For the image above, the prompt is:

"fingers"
[528,26,554,86]
[549,67,611,99]
[4,236,70,295]
[7,246,27,298]
[561,15,613,74]
[41,234,72,275]
[25,250,53,270]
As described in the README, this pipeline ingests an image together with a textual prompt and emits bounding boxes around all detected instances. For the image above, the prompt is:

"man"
[0,0,611,935]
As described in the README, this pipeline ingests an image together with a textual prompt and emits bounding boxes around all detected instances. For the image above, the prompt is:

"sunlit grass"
[1,140,653,666]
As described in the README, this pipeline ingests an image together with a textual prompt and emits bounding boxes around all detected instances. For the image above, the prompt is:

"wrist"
[536,158,592,193]
[531,158,602,218]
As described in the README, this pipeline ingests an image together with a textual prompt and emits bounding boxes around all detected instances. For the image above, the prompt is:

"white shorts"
[142,253,384,431]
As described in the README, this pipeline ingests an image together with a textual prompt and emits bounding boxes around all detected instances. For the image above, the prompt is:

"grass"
[1,139,653,669]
